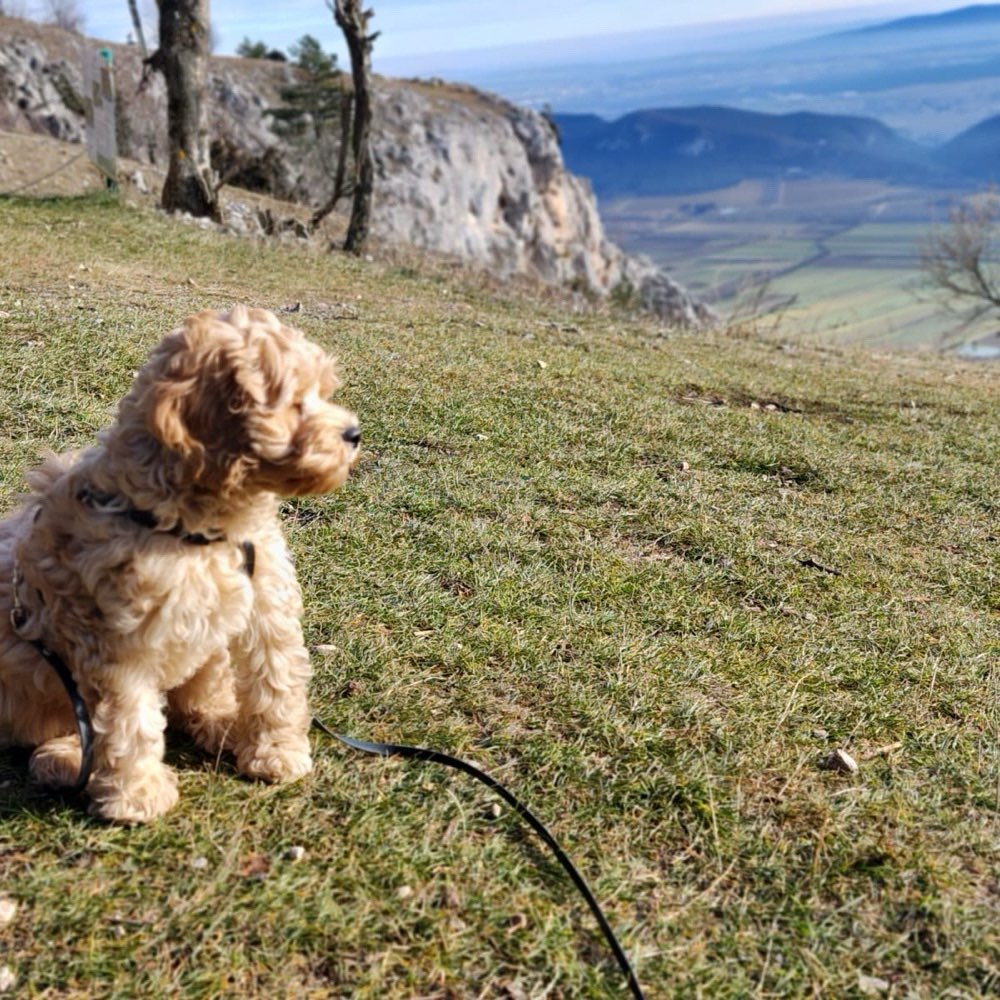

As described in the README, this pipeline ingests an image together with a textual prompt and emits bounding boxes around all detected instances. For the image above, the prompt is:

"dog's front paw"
[88,764,179,825]
[29,735,83,788]
[236,737,312,784]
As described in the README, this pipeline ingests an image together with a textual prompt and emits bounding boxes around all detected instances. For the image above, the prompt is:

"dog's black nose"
[342,426,362,446]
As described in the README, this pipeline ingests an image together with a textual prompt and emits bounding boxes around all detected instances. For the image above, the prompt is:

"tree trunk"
[309,89,354,232]
[152,0,220,221]
[333,0,378,255]
[127,0,148,59]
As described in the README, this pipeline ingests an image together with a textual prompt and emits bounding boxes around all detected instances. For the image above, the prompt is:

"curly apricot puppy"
[0,306,360,823]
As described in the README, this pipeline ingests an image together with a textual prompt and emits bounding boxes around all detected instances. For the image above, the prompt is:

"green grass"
[0,194,998,998]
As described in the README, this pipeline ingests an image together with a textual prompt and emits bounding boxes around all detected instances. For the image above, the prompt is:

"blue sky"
[69,0,951,69]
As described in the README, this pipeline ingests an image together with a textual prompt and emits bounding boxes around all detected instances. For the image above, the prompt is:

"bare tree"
[147,0,220,221]
[43,0,85,32]
[126,0,149,58]
[308,92,353,231]
[331,0,378,255]
[922,192,1000,319]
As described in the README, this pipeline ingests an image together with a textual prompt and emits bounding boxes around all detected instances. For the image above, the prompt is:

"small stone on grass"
[857,972,890,995]
[822,748,859,774]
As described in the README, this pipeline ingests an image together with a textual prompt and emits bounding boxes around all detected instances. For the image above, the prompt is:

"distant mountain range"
[478,4,1000,147]
[552,105,1000,198]
[835,2,1000,35]
[551,5,1000,199]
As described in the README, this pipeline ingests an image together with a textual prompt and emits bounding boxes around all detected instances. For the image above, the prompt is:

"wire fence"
[0,149,90,197]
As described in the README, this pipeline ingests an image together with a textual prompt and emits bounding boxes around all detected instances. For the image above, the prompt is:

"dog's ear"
[144,313,246,478]
[226,307,341,407]
[239,331,286,408]
[146,341,207,469]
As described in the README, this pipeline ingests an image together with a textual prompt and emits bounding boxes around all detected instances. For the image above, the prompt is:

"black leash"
[15,491,644,994]
[34,643,94,794]
[312,717,647,999]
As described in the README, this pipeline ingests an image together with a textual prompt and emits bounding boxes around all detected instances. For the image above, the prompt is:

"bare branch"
[921,193,1000,316]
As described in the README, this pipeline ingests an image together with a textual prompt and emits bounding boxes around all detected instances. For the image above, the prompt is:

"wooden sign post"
[82,47,118,189]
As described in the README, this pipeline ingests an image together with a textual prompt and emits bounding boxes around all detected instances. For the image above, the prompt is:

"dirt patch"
[0,128,110,198]
[0,126,348,245]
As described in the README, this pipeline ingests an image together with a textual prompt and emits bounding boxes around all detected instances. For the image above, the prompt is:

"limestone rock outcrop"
[0,16,715,328]
[372,81,715,326]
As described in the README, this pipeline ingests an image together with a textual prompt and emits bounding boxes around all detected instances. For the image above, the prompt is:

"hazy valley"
[599,178,993,351]
[535,4,1000,352]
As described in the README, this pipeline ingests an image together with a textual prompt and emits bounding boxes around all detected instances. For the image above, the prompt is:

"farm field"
[602,179,999,351]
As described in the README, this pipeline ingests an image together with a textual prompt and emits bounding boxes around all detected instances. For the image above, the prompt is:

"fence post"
[82,47,118,191]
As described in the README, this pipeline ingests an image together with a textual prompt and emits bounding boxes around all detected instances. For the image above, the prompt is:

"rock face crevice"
[0,17,715,328]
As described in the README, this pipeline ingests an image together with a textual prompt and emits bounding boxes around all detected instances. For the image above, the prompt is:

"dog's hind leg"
[29,734,82,787]
[0,624,78,757]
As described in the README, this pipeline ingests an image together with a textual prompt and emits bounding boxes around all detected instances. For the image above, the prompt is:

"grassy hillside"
[0,194,997,998]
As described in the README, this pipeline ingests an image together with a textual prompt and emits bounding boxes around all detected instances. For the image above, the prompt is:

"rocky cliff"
[0,16,714,328]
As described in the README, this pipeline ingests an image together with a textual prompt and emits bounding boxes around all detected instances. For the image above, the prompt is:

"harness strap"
[76,484,227,546]
[312,717,647,1000]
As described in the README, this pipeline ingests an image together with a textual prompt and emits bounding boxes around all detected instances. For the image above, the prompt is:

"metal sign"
[82,47,117,183]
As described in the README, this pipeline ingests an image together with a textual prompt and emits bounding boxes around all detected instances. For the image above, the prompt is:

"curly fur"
[0,306,360,823]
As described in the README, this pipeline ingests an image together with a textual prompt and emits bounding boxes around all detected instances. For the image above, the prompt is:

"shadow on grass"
[0,732,240,822]
[0,746,84,820]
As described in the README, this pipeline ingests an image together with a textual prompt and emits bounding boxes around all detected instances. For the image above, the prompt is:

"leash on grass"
[15,643,646,997]
[17,658,647,998]
[312,716,647,1000]
[13,517,644,995]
